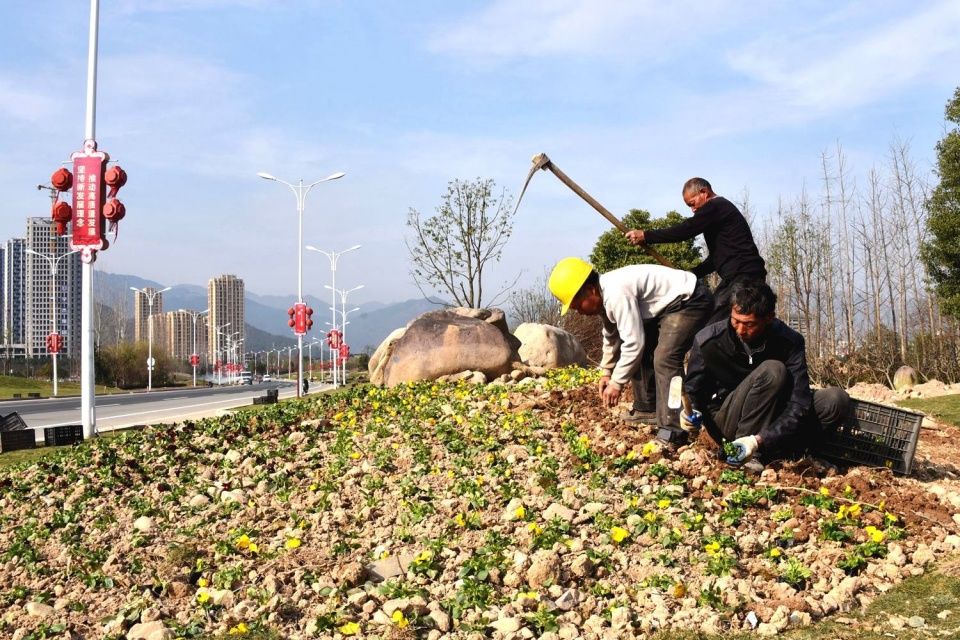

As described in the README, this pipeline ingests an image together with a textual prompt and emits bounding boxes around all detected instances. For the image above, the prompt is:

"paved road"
[2,380,324,437]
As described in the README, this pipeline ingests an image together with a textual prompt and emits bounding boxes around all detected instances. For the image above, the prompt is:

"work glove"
[680,410,702,431]
[726,435,760,464]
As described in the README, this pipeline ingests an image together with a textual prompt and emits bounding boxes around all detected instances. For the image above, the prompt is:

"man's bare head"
[682,177,715,212]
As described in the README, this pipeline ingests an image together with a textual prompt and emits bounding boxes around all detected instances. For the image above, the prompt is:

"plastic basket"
[816,399,923,475]
[0,429,36,453]
[44,425,84,447]
[0,412,28,431]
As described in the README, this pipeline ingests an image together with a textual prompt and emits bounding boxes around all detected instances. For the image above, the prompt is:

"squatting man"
[548,257,713,435]
[684,281,850,469]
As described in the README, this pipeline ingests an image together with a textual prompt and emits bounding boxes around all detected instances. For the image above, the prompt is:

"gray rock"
[907,616,926,628]
[514,323,587,369]
[127,620,172,640]
[489,617,523,633]
[133,516,154,532]
[377,309,518,387]
[543,502,577,523]
[25,601,54,618]
[429,609,451,632]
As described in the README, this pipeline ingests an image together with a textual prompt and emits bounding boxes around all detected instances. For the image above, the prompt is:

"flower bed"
[0,367,958,639]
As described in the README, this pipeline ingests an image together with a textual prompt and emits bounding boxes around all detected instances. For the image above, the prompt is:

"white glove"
[680,410,702,431]
[727,435,759,464]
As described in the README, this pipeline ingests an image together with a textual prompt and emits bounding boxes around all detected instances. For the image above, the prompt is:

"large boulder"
[893,365,919,392]
[374,308,517,387]
[514,323,587,368]
[369,327,407,386]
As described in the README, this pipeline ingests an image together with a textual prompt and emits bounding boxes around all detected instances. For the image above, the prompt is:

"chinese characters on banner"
[70,152,107,252]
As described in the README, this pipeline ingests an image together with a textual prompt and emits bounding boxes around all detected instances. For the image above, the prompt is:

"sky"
[1,0,958,307]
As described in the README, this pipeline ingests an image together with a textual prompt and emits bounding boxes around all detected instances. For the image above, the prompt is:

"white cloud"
[726,1,960,113]
[426,0,735,62]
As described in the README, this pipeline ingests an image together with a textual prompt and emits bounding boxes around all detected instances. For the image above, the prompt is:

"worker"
[549,257,713,433]
[625,177,766,324]
[683,281,849,470]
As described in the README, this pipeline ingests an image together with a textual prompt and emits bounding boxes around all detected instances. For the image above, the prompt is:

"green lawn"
[0,374,118,399]
[899,393,960,428]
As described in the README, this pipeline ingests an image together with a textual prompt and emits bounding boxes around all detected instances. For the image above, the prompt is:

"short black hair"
[730,280,776,317]
[577,270,600,296]
[683,177,712,194]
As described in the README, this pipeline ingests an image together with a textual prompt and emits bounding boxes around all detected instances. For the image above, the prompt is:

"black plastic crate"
[0,412,28,431]
[44,425,84,447]
[0,429,36,453]
[817,399,923,475]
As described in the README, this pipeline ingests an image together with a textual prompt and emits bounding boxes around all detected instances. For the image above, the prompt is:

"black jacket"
[643,197,766,282]
[685,318,813,452]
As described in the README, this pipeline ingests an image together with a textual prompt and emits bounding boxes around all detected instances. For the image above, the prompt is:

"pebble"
[133,516,154,532]
[489,617,522,633]
[25,601,55,618]
[543,502,577,522]
[907,615,926,628]
[188,494,210,508]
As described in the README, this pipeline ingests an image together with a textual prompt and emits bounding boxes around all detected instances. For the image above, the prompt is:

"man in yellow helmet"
[549,257,713,436]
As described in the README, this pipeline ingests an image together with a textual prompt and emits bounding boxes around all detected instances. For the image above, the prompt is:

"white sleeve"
[607,296,645,388]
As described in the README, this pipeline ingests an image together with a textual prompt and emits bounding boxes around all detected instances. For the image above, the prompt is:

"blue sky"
[1,0,958,306]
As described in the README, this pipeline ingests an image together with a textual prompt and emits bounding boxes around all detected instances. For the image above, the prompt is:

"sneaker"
[619,408,657,424]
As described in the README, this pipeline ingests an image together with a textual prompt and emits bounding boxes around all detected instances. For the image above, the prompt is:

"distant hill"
[93,270,446,354]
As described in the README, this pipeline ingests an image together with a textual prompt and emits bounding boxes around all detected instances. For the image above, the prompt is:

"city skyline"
[1,2,957,306]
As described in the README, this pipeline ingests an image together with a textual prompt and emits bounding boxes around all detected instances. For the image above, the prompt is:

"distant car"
[262,374,272,382]
[239,371,253,385]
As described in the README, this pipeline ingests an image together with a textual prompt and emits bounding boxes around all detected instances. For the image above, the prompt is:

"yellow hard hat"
[549,257,594,316]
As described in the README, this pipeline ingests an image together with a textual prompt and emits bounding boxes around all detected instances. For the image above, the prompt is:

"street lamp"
[326,284,364,385]
[130,286,170,391]
[258,170,345,398]
[306,244,361,388]
[26,248,79,397]
[214,322,231,385]
[187,308,208,387]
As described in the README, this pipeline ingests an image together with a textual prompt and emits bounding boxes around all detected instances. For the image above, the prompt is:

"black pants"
[631,282,714,428]
[711,360,850,456]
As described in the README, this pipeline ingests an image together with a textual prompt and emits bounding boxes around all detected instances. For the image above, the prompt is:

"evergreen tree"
[922,87,960,318]
[590,209,702,273]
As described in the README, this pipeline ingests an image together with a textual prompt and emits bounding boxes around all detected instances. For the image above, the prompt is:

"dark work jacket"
[643,197,766,282]
[685,318,813,453]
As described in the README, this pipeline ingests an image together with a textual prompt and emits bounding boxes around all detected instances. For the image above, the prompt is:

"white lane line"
[31,395,280,428]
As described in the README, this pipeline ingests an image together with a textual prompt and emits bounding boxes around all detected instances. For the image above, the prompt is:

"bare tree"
[406,178,517,308]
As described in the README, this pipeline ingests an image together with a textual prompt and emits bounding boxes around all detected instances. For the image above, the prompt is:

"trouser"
[707,274,767,325]
[712,360,850,456]
[630,282,714,428]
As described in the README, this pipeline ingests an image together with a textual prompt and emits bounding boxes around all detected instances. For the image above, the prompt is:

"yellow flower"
[578,434,590,446]
[379,550,390,560]
[196,588,210,604]
[528,522,543,536]
[643,512,657,523]
[308,483,318,492]
[228,622,249,635]
[349,451,361,459]
[657,499,671,509]
[705,541,721,556]
[518,591,540,600]
[248,543,259,554]
[477,475,485,485]
[235,534,251,549]
[626,450,637,460]
[865,526,885,543]
[285,538,302,550]
[415,550,433,563]
[610,526,630,543]
[848,503,861,518]
[447,470,455,479]
[768,548,782,558]
[197,577,208,587]
[454,513,466,527]
[819,487,830,497]
[642,441,657,457]
[884,512,898,525]
[392,610,409,629]
[338,621,360,635]
[669,582,686,598]
[629,496,640,508]
[514,505,527,520]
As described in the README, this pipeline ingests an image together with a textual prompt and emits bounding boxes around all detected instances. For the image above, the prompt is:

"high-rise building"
[207,274,244,365]
[133,287,165,345]
[2,238,26,356]
[24,219,81,358]
[164,309,208,362]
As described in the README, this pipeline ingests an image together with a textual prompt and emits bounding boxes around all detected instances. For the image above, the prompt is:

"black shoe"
[619,408,657,423]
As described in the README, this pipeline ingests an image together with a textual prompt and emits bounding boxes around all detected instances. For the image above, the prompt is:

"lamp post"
[326,285,363,384]
[130,286,170,391]
[257,170,345,398]
[226,331,241,384]
[187,308,208,387]
[214,322,231,385]
[306,244,361,388]
[26,248,79,397]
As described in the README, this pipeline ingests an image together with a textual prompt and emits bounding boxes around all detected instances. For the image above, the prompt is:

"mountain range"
[92,271,444,353]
